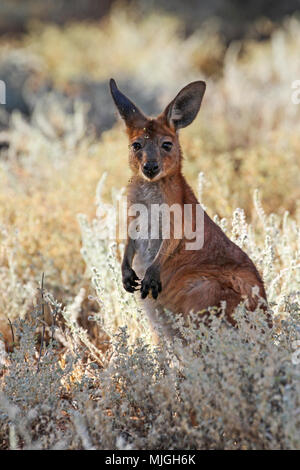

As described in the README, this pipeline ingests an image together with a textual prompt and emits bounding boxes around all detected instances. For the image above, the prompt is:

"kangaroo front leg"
[122,239,139,293]
[141,238,181,299]
[141,264,162,299]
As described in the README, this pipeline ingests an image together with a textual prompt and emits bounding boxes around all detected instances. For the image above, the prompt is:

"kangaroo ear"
[109,79,148,128]
[163,81,206,130]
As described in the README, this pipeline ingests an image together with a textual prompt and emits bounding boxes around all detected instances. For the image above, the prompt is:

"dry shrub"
[0,299,299,449]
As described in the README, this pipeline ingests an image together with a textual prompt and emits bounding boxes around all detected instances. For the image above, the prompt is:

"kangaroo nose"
[143,161,159,178]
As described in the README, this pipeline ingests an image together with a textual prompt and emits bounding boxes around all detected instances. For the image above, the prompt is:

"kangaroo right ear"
[109,79,148,128]
[163,81,206,130]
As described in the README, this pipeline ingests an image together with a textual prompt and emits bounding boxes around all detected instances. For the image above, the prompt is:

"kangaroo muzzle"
[142,161,159,179]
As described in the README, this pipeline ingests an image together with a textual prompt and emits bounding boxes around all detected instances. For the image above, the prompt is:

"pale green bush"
[0,302,299,449]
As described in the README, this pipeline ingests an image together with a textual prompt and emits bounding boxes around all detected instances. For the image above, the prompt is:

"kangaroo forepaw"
[122,266,139,293]
[141,267,162,300]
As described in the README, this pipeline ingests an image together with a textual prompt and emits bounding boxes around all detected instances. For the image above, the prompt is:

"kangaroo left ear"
[109,78,148,128]
[163,81,206,130]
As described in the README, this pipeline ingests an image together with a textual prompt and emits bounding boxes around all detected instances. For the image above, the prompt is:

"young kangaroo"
[110,78,270,337]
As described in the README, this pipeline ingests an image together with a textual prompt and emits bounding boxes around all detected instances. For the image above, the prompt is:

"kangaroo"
[110,78,270,338]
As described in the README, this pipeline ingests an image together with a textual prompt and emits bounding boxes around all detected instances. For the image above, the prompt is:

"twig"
[37,272,46,373]
[8,318,14,346]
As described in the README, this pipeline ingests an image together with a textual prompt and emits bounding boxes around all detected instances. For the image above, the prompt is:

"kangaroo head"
[110,79,206,181]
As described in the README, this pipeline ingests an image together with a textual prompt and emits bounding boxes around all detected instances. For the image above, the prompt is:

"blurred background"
[1,0,300,136]
[0,0,299,339]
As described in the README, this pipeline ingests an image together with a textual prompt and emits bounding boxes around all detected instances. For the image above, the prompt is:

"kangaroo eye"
[162,141,173,151]
[132,142,142,151]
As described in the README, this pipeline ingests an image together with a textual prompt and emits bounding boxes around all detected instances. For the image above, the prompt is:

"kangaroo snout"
[142,161,160,179]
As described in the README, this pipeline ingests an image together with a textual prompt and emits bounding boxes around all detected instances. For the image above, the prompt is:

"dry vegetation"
[0,4,299,449]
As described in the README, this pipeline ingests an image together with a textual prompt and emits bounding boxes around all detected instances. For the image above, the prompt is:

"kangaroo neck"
[131,172,187,206]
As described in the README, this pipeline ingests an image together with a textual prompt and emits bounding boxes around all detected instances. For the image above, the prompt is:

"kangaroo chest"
[129,182,164,277]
